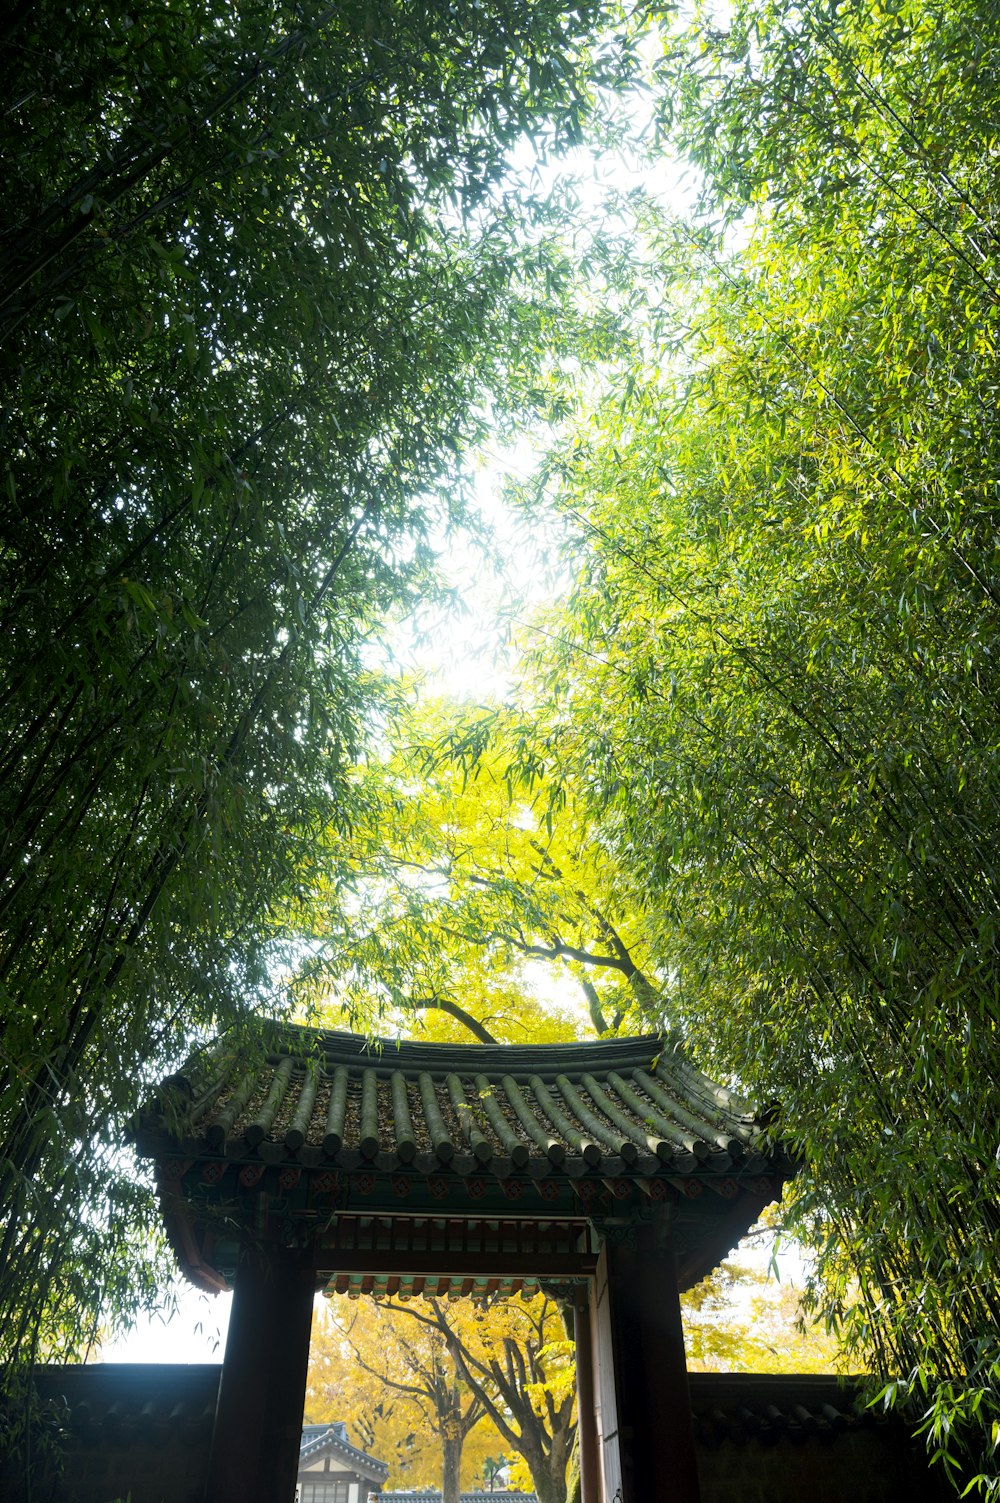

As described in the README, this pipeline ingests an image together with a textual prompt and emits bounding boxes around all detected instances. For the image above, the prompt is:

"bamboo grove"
[0,0,636,1364]
[494,0,1000,1487]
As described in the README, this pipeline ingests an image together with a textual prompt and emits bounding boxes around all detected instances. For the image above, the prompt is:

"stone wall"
[0,1364,220,1503]
[689,1374,953,1503]
[0,1366,954,1503]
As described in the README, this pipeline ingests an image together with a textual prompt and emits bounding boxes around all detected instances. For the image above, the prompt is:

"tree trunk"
[515,1439,567,1503]
[442,1433,464,1503]
[535,1458,570,1503]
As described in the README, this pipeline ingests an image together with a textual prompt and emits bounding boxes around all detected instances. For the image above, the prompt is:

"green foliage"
[0,0,640,1367]
[482,0,1000,1488]
[12,3,999,1494]
[291,698,667,1041]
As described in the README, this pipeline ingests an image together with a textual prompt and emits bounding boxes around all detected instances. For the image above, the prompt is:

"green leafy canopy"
[490,0,1000,1488]
[0,0,641,1367]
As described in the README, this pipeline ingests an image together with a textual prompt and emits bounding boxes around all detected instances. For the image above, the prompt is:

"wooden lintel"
[314,1248,598,1278]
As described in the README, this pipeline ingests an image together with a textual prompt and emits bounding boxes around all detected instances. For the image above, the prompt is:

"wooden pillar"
[590,1240,622,1501]
[206,1239,316,1503]
[573,1286,601,1503]
[598,1217,701,1503]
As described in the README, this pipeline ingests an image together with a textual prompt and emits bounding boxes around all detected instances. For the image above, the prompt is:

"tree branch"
[409,996,498,1043]
[580,976,610,1035]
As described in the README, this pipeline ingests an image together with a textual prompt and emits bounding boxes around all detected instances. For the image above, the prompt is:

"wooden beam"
[590,1241,623,1502]
[315,1249,597,1277]
[572,1286,602,1503]
[206,1240,316,1503]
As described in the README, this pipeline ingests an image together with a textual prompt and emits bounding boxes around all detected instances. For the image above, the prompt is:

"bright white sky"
[103,1284,233,1362]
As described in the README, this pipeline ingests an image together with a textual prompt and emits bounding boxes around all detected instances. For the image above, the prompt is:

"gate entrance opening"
[134,1029,789,1503]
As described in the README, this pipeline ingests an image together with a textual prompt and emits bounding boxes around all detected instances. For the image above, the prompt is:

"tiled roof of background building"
[299,1422,389,1481]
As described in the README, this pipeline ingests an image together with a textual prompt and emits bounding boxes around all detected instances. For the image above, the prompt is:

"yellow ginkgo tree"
[306,1295,500,1501]
[305,1290,576,1503]
[378,1292,577,1503]
[293,698,670,1046]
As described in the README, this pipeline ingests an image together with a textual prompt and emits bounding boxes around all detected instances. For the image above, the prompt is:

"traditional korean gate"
[135,1030,788,1503]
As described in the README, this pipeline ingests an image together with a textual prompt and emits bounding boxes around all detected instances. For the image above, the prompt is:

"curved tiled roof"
[6,1368,945,1503]
[687,1373,891,1445]
[133,1025,789,1296]
[140,1027,766,1179]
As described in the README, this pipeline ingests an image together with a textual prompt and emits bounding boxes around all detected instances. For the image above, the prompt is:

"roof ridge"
[264,1024,681,1081]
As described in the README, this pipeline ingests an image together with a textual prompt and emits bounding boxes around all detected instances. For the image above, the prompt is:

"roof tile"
[137,1027,774,1190]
